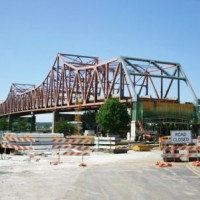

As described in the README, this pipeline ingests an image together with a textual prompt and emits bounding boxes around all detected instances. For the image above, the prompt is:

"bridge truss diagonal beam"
[0,53,197,117]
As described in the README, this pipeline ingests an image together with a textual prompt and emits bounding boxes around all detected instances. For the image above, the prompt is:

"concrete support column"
[52,111,59,133]
[30,115,36,132]
[130,120,136,141]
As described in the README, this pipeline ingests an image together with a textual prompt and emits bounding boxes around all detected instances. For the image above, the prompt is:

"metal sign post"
[81,150,84,163]
[58,149,61,163]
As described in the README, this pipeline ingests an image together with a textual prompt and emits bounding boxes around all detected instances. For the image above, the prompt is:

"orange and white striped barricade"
[162,144,200,162]
[52,145,90,151]
[1,139,36,161]
[1,143,34,151]
[1,136,35,157]
[3,135,35,152]
[52,138,91,145]
[177,146,200,161]
[1,142,34,159]
[52,138,91,164]
[4,135,35,143]
[57,151,90,156]
[56,150,90,166]
[52,138,92,151]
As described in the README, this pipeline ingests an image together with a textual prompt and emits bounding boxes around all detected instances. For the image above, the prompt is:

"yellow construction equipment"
[132,144,152,151]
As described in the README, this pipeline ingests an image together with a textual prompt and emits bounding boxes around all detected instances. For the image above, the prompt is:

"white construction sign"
[170,130,192,144]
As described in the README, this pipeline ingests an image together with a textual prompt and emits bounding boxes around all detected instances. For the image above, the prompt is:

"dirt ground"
[1,149,199,200]
[0,150,161,200]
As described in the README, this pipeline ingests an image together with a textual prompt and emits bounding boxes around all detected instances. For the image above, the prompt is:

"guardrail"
[94,137,116,150]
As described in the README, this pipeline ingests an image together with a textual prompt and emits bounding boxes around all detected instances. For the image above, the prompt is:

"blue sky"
[0,0,200,121]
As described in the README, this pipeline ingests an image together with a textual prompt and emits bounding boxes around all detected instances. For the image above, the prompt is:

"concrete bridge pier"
[51,111,77,133]
[130,120,136,141]
[30,114,36,132]
[52,111,59,133]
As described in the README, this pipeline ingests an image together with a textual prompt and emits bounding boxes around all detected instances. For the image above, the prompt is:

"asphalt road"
[70,160,200,200]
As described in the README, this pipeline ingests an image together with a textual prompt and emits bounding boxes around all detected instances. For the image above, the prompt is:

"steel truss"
[0,53,197,116]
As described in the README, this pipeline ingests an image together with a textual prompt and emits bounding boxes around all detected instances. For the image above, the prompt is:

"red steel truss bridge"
[0,53,198,117]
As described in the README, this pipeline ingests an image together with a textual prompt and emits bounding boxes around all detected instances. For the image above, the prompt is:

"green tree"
[0,117,8,130]
[96,98,131,138]
[54,119,77,137]
[13,118,30,132]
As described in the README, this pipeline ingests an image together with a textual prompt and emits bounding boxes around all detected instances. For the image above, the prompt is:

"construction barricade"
[1,135,35,159]
[52,138,91,166]
[161,139,200,162]
[1,135,35,151]
[0,132,65,155]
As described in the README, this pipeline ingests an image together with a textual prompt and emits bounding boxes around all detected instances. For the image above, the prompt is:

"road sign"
[170,130,192,144]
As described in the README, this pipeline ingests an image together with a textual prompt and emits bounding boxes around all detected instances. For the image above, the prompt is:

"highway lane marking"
[186,163,200,177]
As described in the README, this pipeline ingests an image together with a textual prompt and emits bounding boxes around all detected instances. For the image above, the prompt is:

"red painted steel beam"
[0,54,195,117]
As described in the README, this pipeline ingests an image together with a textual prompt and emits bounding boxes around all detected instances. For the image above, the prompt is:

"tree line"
[0,98,131,138]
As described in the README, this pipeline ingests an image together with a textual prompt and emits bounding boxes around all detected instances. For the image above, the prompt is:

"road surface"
[0,150,199,200]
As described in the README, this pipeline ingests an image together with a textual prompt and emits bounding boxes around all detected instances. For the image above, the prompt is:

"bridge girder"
[0,53,197,117]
